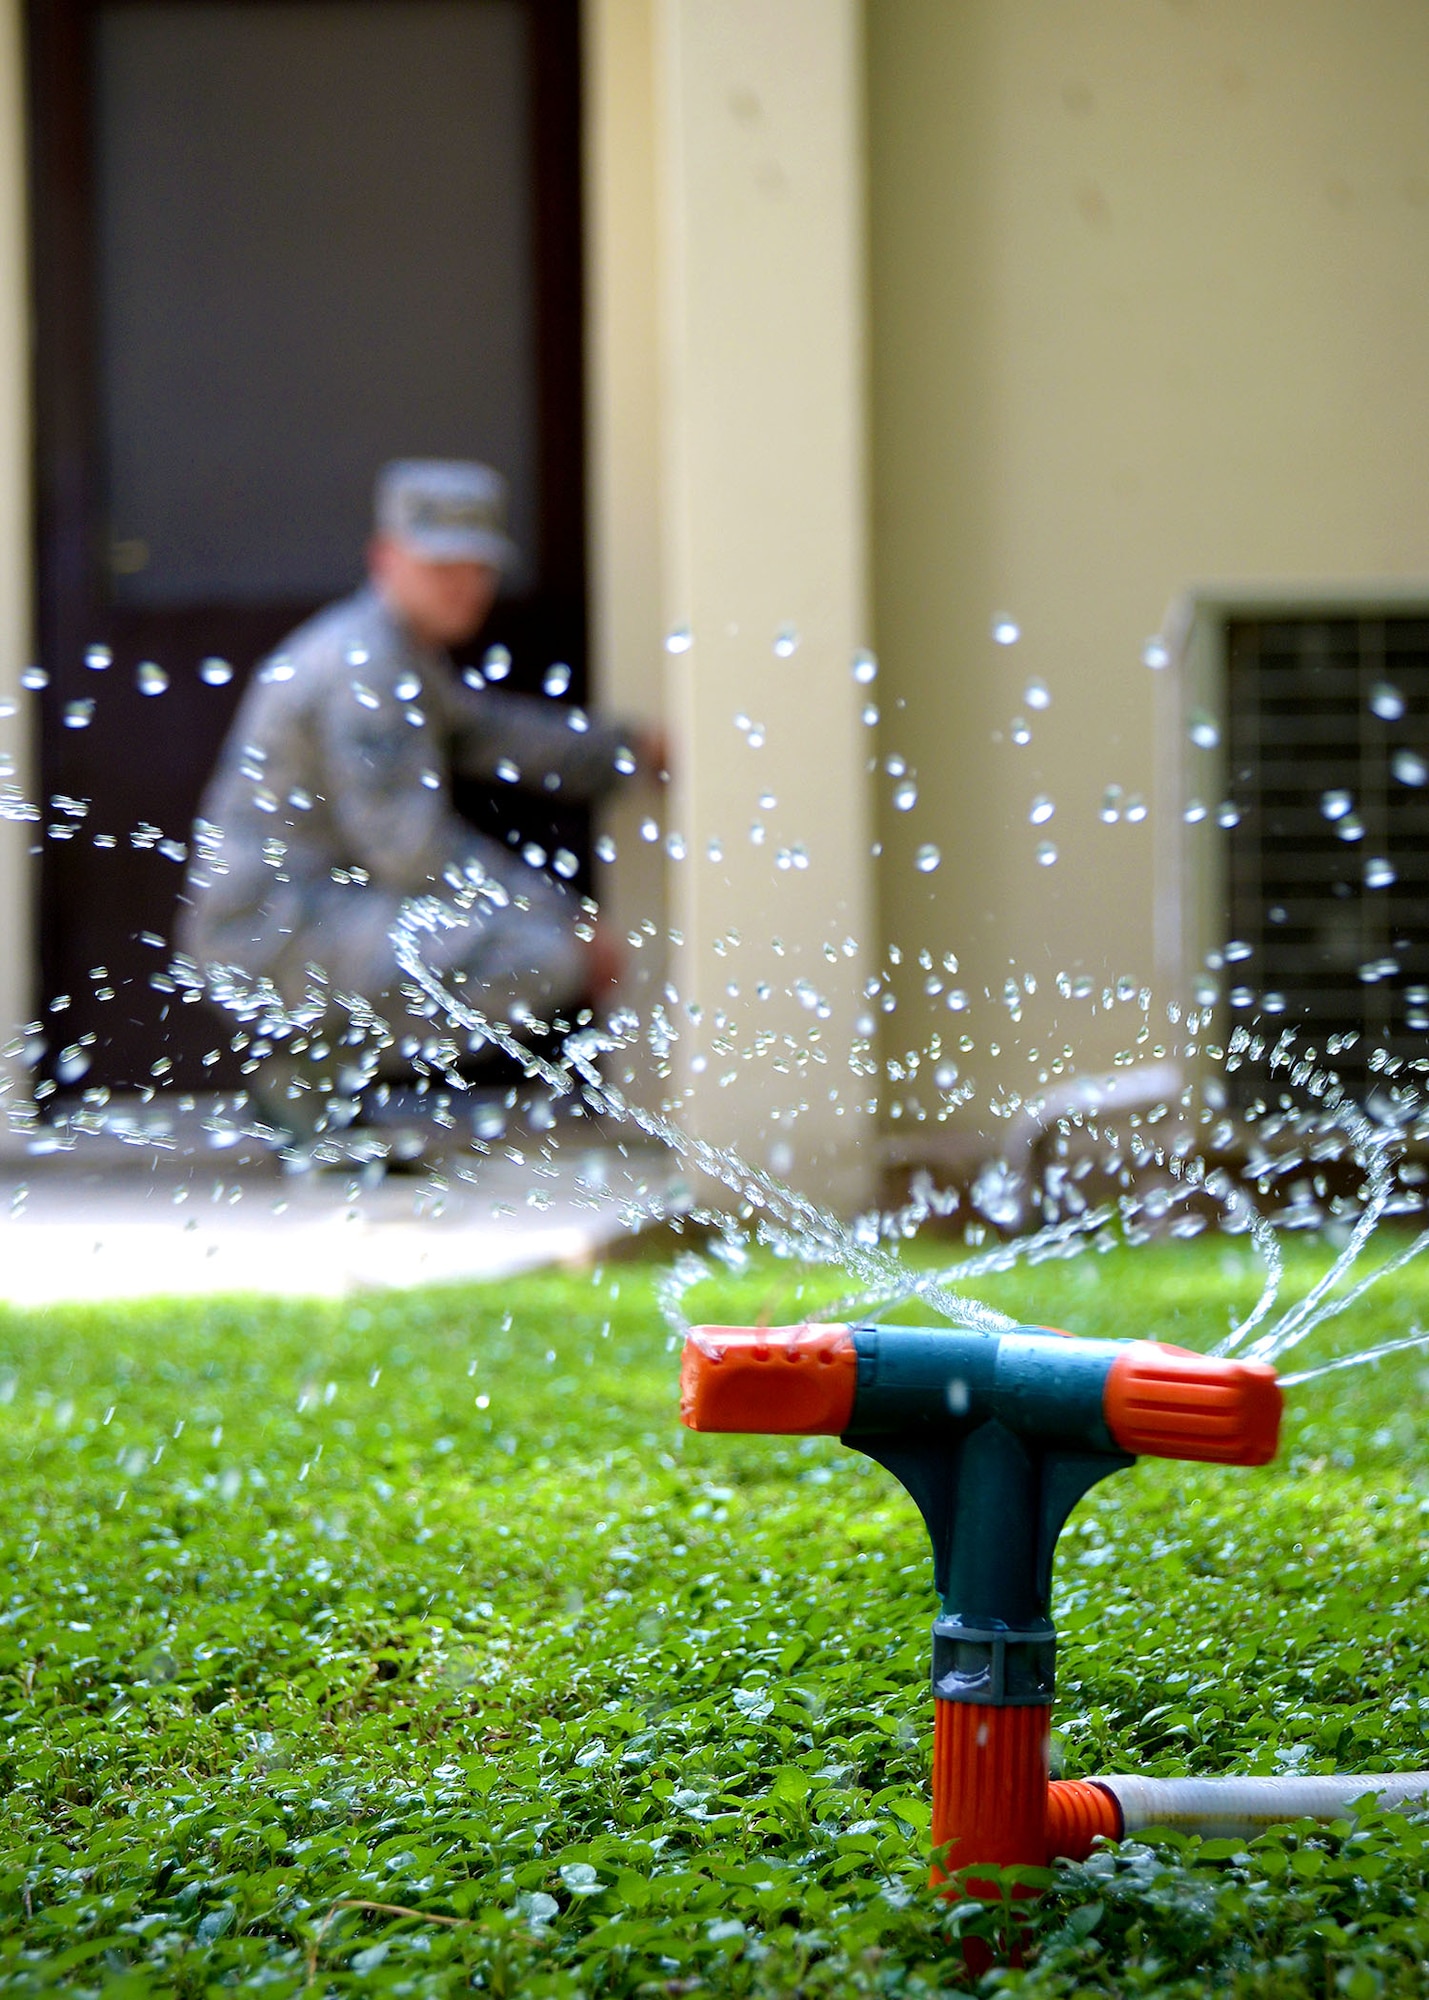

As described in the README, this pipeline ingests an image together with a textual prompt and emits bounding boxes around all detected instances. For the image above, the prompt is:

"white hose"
[1099,1772,1429,1840]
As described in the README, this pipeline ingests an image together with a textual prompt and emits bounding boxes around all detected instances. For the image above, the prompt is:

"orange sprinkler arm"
[679,1324,857,1434]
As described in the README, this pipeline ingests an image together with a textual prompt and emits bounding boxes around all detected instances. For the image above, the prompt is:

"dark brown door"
[28,0,586,1095]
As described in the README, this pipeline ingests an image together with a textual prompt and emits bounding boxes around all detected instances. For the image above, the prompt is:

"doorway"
[27,0,586,1094]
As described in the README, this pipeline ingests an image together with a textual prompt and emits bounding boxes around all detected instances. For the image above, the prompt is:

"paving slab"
[0,1096,689,1305]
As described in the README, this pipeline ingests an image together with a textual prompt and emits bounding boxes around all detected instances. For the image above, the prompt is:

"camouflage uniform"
[179,585,635,1038]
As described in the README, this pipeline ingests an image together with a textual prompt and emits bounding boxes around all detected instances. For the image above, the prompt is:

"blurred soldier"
[178,460,660,1141]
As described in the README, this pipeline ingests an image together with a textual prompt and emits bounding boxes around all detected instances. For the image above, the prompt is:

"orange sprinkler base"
[930,1700,1051,1892]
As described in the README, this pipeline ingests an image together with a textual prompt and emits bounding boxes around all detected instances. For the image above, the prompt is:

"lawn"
[2,1242,1429,1996]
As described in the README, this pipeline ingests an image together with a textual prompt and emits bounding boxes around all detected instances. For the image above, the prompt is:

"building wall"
[867,0,1429,1090]
[0,0,32,1094]
[10,1,1425,1190]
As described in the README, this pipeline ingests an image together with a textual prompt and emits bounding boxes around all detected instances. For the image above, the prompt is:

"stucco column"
[583,0,670,1106]
[651,0,875,1214]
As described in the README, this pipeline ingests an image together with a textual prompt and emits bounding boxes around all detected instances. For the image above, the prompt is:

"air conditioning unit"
[1160,584,1429,1105]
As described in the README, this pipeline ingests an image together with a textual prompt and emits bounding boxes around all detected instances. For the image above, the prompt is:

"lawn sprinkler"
[680,1321,1284,1887]
[680,1321,1429,1899]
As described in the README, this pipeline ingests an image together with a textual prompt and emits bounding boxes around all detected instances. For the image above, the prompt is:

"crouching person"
[177,459,661,1150]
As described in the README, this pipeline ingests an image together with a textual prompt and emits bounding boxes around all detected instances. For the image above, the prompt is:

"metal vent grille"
[1225,614,1429,1097]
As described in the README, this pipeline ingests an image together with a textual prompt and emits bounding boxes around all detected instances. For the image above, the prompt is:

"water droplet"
[1370,680,1405,721]
[915,843,940,872]
[1184,799,1207,823]
[1261,992,1286,1014]
[1010,717,1031,746]
[495,758,519,784]
[1393,748,1427,786]
[773,625,799,658]
[1142,636,1170,670]
[1224,939,1252,961]
[553,847,579,878]
[20,666,47,691]
[758,792,777,810]
[861,703,879,726]
[1036,841,1058,866]
[893,780,918,811]
[1337,815,1365,843]
[462,664,485,689]
[63,699,94,729]
[852,648,878,684]
[1188,708,1220,749]
[522,842,547,868]
[199,656,233,686]
[1365,855,1397,889]
[420,769,440,790]
[991,615,1020,646]
[1029,795,1054,825]
[665,626,693,655]
[1217,800,1241,828]
[84,644,111,672]
[1229,986,1254,1008]
[640,818,660,843]
[707,837,724,862]
[1024,679,1050,711]
[1321,788,1353,820]
[666,832,687,861]
[1100,785,1122,824]
[749,822,766,846]
[544,662,572,697]
[55,1045,91,1084]
[484,644,512,680]
[136,661,168,696]
[1124,793,1147,822]
[351,682,379,710]
[394,671,422,701]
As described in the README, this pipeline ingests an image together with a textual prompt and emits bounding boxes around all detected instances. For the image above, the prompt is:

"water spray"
[679,1321,1429,1897]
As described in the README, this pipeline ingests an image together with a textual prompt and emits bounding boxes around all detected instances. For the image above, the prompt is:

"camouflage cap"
[375,460,517,567]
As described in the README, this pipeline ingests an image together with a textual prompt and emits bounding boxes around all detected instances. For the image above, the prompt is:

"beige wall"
[585,0,876,1211]
[0,0,31,1093]
[868,0,1429,1095]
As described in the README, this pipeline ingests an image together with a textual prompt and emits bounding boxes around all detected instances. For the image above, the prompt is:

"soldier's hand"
[584,920,624,996]
[639,728,671,784]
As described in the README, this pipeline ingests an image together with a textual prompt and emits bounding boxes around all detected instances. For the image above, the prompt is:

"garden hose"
[1046,1772,1429,1857]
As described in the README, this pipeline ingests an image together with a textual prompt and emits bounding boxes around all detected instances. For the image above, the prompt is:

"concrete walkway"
[0,1097,689,1306]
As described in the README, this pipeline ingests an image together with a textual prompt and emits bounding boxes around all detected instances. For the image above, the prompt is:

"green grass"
[2,1242,1429,1996]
